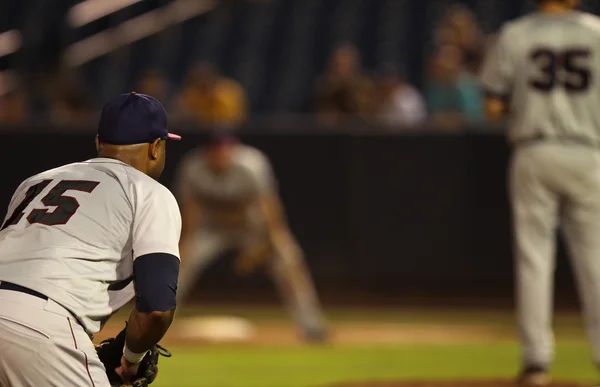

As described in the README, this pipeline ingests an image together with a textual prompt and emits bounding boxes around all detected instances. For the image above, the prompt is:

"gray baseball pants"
[511,143,600,367]
[0,287,109,387]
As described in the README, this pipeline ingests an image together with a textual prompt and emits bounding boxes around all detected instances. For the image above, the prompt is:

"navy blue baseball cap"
[98,92,181,145]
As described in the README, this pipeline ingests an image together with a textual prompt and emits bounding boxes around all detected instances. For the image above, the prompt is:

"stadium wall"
[0,129,578,305]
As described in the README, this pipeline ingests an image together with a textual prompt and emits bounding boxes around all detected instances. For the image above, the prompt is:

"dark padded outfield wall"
[0,129,578,303]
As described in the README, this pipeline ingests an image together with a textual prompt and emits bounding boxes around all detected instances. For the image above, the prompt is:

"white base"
[176,316,256,342]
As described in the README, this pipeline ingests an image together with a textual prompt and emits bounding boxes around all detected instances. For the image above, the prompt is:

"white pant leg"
[0,290,109,387]
[510,147,560,367]
[177,230,233,303]
[559,149,600,365]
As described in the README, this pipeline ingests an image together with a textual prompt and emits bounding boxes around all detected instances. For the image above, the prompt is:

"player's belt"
[0,281,90,336]
[515,134,600,148]
[0,281,48,300]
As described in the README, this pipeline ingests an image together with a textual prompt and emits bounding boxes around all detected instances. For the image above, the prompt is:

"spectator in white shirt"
[374,64,426,129]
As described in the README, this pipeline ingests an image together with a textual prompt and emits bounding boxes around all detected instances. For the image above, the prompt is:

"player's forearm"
[268,226,300,260]
[179,229,196,256]
[181,211,199,240]
[180,221,198,244]
[268,225,290,244]
[125,308,175,353]
[179,200,201,251]
[261,197,297,257]
[179,226,198,263]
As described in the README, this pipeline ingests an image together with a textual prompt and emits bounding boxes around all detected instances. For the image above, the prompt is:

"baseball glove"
[95,323,172,387]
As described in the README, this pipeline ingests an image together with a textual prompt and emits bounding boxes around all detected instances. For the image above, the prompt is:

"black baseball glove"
[95,323,172,387]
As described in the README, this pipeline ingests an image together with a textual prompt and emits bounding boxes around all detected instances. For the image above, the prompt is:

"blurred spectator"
[0,89,28,125]
[425,45,484,132]
[439,4,485,74]
[434,23,461,47]
[315,43,375,126]
[177,62,247,128]
[47,74,94,128]
[374,64,426,129]
[136,70,172,105]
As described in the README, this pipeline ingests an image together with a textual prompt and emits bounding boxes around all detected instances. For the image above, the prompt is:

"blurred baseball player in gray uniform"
[175,132,327,342]
[480,0,600,385]
[0,92,182,386]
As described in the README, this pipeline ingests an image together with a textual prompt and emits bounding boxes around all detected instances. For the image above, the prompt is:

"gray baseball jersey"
[175,144,277,230]
[0,158,181,335]
[479,11,600,143]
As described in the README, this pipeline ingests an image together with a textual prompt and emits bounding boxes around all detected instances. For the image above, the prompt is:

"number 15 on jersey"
[1,180,99,230]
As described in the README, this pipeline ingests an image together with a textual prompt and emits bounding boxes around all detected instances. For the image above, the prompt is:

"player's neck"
[539,2,574,14]
[97,151,149,175]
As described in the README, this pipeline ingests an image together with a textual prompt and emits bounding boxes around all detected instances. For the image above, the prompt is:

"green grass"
[153,342,596,387]
[106,305,592,386]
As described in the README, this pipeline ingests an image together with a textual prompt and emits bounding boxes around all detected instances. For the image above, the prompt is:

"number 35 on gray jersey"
[479,11,600,142]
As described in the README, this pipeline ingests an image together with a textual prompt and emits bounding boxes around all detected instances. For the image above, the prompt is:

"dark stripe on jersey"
[108,275,134,291]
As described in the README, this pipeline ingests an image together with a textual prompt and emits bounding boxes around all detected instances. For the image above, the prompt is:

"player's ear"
[95,135,100,152]
[149,138,162,160]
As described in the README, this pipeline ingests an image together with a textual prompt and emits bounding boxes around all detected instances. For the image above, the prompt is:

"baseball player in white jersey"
[0,92,182,386]
[175,132,327,342]
[480,0,600,385]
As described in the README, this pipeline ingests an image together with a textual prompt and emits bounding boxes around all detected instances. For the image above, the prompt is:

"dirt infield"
[243,322,510,346]
[327,381,586,387]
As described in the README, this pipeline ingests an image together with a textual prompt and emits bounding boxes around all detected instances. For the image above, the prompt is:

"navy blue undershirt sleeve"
[133,253,180,313]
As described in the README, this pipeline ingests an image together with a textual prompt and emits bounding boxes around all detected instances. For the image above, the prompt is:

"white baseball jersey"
[175,145,276,230]
[479,11,600,143]
[0,158,181,335]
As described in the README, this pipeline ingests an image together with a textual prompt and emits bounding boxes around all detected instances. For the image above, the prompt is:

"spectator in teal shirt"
[426,44,484,131]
